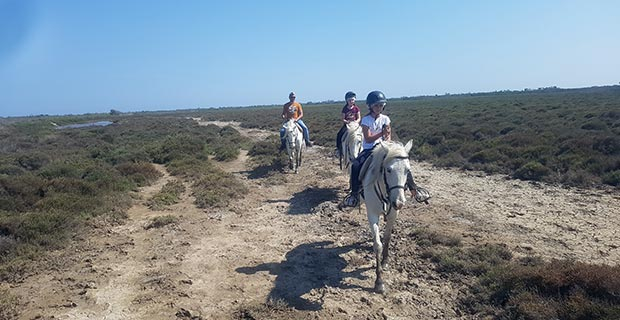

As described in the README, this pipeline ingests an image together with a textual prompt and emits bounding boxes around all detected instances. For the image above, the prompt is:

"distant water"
[55,121,114,130]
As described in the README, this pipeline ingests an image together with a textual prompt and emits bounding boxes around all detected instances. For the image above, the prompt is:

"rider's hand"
[409,188,416,198]
[382,131,391,141]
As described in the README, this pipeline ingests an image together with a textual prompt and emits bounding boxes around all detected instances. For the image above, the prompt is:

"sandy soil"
[6,120,619,320]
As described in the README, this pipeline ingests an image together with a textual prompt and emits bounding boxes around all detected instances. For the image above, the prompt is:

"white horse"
[339,122,363,175]
[282,119,304,173]
[358,140,413,293]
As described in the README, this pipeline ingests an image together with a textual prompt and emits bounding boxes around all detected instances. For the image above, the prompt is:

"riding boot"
[345,159,362,207]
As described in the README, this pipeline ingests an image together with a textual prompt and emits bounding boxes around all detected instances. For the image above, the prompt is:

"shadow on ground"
[236,241,370,311]
[288,187,340,215]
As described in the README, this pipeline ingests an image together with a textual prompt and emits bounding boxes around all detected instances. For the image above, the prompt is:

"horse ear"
[404,140,413,154]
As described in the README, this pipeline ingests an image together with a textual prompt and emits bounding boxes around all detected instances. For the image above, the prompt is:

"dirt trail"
[8,120,620,319]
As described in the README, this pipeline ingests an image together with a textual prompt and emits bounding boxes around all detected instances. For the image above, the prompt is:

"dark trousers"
[349,149,373,195]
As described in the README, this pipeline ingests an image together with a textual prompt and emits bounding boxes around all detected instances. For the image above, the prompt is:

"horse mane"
[360,141,409,185]
[343,123,359,145]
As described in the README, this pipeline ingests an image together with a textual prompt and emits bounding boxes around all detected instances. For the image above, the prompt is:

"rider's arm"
[362,125,383,143]
[341,112,348,124]
[297,104,303,120]
[281,105,287,119]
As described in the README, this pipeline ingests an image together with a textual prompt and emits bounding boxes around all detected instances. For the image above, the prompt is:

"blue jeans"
[280,119,310,147]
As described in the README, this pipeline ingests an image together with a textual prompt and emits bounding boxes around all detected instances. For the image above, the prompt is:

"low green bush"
[513,161,551,181]
[213,145,240,161]
[602,170,620,186]
[145,215,178,229]
[115,162,162,186]
[147,180,185,210]
[192,169,247,208]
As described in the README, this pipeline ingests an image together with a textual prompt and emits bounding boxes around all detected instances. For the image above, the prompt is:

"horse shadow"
[288,187,340,215]
[236,241,370,311]
[245,164,280,179]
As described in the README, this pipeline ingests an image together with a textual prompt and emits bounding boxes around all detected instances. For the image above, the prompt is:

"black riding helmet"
[345,91,356,100]
[366,90,387,107]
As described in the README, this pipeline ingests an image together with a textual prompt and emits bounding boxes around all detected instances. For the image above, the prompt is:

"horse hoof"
[375,282,386,294]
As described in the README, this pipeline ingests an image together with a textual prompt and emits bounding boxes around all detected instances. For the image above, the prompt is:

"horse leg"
[288,154,293,170]
[381,209,398,270]
[367,211,385,293]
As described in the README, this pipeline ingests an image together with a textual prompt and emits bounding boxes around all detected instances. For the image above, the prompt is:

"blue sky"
[1,0,619,117]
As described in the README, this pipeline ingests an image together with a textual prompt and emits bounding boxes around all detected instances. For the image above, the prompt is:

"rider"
[280,91,312,150]
[335,91,361,156]
[344,90,417,207]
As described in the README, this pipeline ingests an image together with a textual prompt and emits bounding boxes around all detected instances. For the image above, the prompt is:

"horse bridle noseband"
[376,155,410,216]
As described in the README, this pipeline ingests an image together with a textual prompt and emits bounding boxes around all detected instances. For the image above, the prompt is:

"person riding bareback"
[280,92,312,150]
[344,90,417,207]
[335,91,361,156]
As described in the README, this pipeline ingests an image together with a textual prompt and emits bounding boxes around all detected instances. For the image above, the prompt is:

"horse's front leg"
[287,149,294,170]
[367,208,385,293]
[381,209,398,270]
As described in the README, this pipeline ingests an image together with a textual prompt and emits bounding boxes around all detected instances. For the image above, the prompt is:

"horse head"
[367,140,413,210]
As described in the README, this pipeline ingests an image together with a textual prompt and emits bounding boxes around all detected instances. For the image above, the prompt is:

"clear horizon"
[2,0,619,117]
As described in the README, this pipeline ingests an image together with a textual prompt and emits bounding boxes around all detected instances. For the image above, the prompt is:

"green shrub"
[46,177,97,196]
[593,136,620,155]
[38,163,82,179]
[0,211,76,248]
[192,170,247,208]
[469,149,504,164]
[81,166,135,192]
[581,121,607,131]
[0,175,47,212]
[147,180,185,210]
[514,161,551,181]
[150,133,207,163]
[34,193,104,215]
[115,162,162,186]
[16,153,50,170]
[485,260,620,319]
[145,215,178,229]
[0,164,24,175]
[213,145,240,161]
[430,243,513,276]
[602,170,620,186]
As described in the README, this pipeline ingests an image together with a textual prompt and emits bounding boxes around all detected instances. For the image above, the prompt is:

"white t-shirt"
[361,113,391,150]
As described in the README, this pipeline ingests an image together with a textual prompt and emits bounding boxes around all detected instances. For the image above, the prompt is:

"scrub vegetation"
[0,115,247,280]
[200,85,620,188]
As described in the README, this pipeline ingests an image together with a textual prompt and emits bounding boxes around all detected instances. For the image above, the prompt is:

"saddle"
[283,120,302,133]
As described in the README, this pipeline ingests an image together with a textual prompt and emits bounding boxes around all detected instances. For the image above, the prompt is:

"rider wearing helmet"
[344,90,419,207]
[280,92,312,150]
[335,91,361,156]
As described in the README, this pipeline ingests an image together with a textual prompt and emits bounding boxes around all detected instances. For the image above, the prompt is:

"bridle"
[375,155,410,217]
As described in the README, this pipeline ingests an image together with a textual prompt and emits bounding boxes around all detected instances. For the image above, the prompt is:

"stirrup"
[343,193,359,207]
